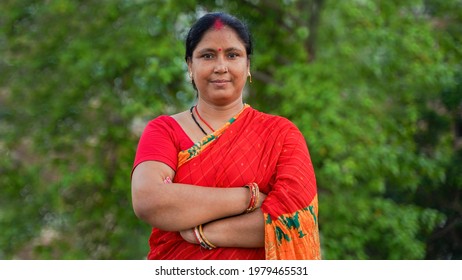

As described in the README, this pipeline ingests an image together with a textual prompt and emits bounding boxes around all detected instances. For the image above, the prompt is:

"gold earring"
[248,71,252,83]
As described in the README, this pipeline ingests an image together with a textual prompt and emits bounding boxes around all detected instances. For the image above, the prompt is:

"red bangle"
[244,182,259,213]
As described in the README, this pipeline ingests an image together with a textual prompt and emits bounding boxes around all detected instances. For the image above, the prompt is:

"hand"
[257,192,267,208]
[179,228,197,244]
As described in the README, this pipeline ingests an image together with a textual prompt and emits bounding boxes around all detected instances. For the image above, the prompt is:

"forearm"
[182,210,265,248]
[136,182,249,231]
[208,210,265,248]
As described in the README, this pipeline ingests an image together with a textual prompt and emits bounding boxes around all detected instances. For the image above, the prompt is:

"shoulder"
[249,107,299,132]
[143,115,181,134]
[138,115,179,143]
[142,113,194,150]
[146,115,175,127]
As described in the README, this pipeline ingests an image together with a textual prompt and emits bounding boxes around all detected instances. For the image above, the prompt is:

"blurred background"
[1,0,461,260]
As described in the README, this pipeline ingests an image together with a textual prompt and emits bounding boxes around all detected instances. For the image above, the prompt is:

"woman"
[131,12,320,260]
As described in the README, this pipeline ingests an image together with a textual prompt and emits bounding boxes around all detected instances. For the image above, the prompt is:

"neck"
[195,98,245,128]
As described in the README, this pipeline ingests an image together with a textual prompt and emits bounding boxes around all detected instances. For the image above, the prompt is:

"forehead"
[194,26,246,51]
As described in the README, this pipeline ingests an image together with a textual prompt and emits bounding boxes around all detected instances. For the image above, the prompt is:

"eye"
[228,52,239,59]
[201,53,215,59]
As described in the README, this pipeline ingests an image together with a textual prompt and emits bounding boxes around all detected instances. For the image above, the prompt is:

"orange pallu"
[164,105,320,259]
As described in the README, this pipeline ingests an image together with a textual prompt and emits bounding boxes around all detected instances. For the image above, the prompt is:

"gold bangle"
[198,224,216,249]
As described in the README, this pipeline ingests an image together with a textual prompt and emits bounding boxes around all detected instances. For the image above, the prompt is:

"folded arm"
[131,160,254,231]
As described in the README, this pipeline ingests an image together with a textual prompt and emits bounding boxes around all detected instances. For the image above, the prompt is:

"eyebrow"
[196,47,244,54]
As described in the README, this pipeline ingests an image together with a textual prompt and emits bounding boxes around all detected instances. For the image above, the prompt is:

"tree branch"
[305,0,324,62]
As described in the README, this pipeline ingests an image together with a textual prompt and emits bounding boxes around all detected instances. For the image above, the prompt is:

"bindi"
[213,18,224,30]
[218,48,222,52]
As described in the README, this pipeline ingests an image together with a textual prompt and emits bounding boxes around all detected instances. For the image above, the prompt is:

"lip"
[210,79,230,86]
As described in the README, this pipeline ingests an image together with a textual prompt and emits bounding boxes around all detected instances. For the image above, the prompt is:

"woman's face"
[188,26,250,106]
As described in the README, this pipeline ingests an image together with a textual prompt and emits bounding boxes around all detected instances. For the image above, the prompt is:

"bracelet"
[244,182,259,213]
[193,225,216,250]
[198,224,216,249]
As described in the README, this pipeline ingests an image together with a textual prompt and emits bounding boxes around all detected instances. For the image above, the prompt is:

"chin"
[208,95,241,106]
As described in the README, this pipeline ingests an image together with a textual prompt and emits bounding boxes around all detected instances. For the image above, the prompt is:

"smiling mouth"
[210,80,230,87]
[211,80,230,83]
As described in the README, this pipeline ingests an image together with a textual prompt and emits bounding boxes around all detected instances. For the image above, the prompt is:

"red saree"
[142,105,320,259]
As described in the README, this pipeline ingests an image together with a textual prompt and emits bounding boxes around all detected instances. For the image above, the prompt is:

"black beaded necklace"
[189,106,207,135]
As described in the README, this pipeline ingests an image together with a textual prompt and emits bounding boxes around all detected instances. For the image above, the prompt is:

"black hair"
[184,12,253,62]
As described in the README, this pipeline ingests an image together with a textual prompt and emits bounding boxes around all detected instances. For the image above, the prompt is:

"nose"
[213,56,228,73]
[214,65,228,73]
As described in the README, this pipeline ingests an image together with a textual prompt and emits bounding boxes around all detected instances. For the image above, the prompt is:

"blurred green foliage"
[1,0,461,259]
